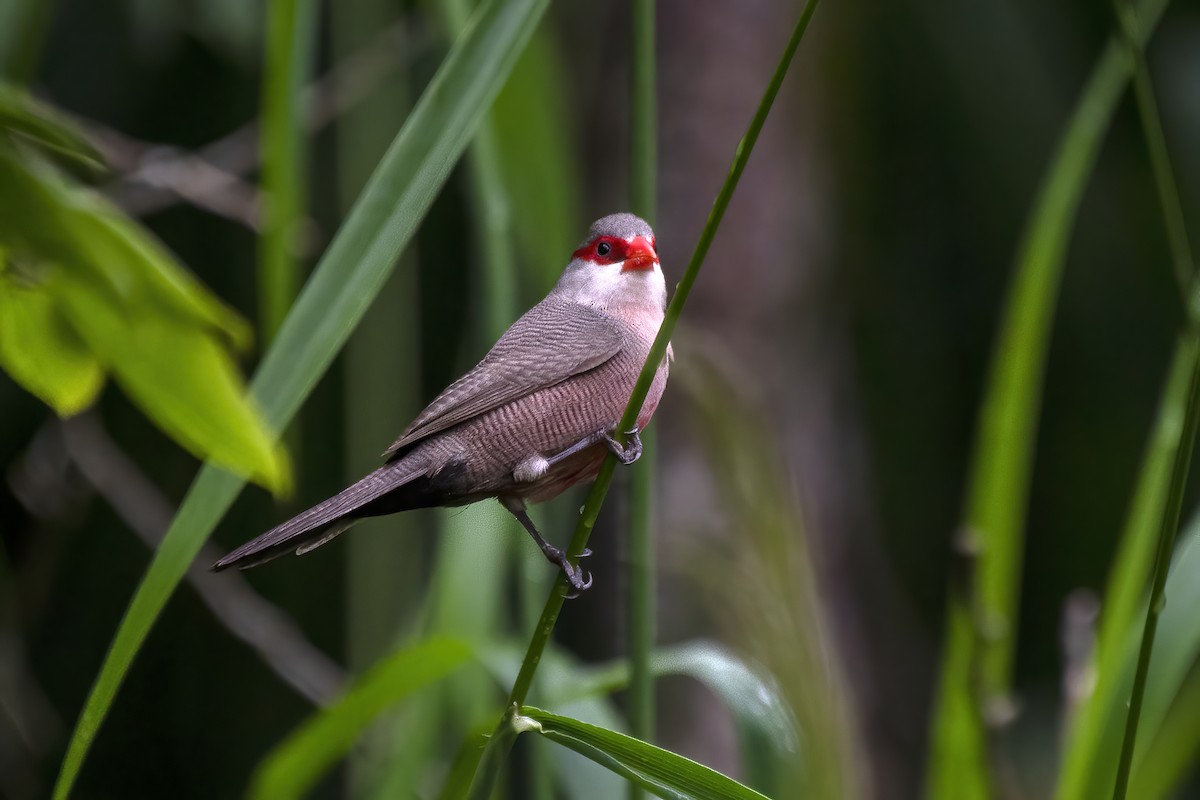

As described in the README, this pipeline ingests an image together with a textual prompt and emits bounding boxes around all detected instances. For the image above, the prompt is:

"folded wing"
[384,300,625,458]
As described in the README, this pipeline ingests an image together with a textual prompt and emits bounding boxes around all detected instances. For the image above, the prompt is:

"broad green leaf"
[53,267,287,490]
[517,707,769,800]
[0,147,284,488]
[927,0,1172,795]
[0,271,104,415]
[251,638,472,800]
[51,0,552,796]
[0,148,250,348]
[0,82,104,171]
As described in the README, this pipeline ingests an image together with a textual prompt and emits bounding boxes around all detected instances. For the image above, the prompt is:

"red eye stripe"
[572,236,627,264]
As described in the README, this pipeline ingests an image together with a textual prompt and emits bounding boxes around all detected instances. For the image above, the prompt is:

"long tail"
[212,460,427,571]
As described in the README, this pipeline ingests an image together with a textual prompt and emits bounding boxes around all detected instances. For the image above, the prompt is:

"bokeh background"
[2,0,1199,797]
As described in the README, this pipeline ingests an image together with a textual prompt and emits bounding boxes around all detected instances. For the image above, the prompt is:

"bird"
[213,213,670,592]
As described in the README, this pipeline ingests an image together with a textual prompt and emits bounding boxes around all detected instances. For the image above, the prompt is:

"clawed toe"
[562,562,594,598]
[556,554,594,597]
[601,427,643,465]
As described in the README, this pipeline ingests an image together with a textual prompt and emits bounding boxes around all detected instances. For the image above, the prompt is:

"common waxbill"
[213,213,669,592]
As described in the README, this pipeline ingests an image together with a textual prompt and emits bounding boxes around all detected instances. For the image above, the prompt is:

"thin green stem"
[627,1,657,794]
[1111,0,1194,303]
[465,2,821,796]
[259,0,316,344]
[1111,0,1199,795]
[1112,332,1200,799]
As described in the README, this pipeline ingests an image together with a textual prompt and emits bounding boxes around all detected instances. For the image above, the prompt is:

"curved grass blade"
[530,641,798,755]
[473,639,788,799]
[50,1,552,796]
[517,707,769,800]
[1129,656,1200,798]
[1048,0,1185,795]
[1107,0,1197,794]
[250,637,472,800]
[1127,511,1200,791]
[926,0,1172,794]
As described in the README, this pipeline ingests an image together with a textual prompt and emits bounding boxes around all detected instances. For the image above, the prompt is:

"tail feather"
[212,460,425,571]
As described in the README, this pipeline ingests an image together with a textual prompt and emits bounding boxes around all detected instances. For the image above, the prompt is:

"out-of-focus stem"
[333,0,420,793]
[1110,0,1198,795]
[259,0,316,344]
[627,2,658,798]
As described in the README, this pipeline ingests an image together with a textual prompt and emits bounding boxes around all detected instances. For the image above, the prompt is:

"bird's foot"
[601,425,642,465]
[544,545,593,597]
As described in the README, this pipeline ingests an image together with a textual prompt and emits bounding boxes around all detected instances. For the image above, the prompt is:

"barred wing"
[384,301,624,458]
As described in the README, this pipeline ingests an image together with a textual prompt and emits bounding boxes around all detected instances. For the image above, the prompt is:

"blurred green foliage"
[0,86,288,490]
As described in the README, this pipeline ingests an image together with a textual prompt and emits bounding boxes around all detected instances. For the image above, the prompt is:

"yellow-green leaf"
[0,272,104,415]
[53,265,289,492]
[0,82,105,172]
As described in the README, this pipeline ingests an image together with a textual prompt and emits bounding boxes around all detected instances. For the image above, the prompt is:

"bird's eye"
[596,241,611,257]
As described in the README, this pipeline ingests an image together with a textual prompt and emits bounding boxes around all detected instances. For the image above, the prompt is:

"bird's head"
[555,213,665,312]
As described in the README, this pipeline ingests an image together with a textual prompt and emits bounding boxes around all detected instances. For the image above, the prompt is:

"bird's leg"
[501,499,593,595]
[544,425,643,468]
[600,425,641,464]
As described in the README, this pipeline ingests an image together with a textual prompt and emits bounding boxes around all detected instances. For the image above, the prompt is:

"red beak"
[621,236,659,271]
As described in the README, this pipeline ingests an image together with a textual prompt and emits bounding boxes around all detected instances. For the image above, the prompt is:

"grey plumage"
[213,213,668,579]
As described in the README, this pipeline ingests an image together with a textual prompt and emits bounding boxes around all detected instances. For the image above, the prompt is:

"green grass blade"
[436,726,492,800]
[50,1,552,795]
[1109,0,1197,792]
[554,641,798,753]
[1049,0,1185,795]
[1125,498,1200,789]
[258,0,316,343]
[627,5,658,796]
[250,637,473,800]
[926,0,1172,794]
[1130,659,1200,798]
[517,707,769,800]
[473,639,797,755]
[1069,507,1200,798]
